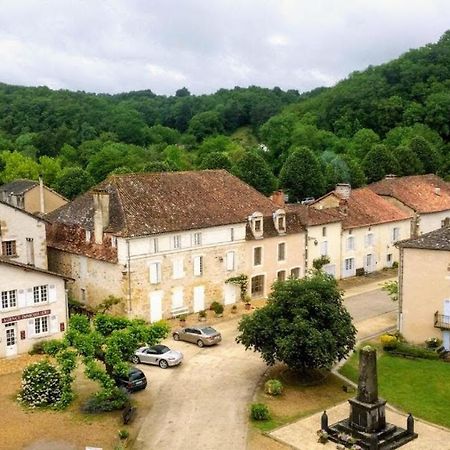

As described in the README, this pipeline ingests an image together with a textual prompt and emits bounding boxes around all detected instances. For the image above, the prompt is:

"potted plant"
[198,310,207,321]
[231,304,238,314]
[244,294,252,310]
[213,302,224,317]
[179,314,187,325]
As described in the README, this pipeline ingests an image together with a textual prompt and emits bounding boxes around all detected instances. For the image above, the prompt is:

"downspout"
[304,228,309,273]
[127,239,132,313]
[398,246,404,332]
[39,175,45,214]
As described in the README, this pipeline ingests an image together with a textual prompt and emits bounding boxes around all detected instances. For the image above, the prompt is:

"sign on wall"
[2,309,51,324]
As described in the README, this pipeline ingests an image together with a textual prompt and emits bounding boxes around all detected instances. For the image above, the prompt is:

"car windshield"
[153,345,170,354]
[201,327,217,335]
[129,370,144,381]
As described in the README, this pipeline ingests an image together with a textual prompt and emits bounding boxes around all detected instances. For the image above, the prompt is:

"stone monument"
[322,346,418,449]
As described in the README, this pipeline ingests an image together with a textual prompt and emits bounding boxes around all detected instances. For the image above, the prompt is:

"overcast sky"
[0,0,449,96]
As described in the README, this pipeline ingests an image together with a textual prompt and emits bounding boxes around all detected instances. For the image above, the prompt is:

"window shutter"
[226,252,235,271]
[48,285,56,303]
[27,319,35,338]
[50,315,58,333]
[18,289,26,308]
[26,288,34,306]
[149,263,160,284]
[173,258,184,279]
[193,256,201,276]
[364,235,369,247]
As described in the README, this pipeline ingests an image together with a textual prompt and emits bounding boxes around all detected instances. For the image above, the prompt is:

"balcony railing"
[434,311,450,330]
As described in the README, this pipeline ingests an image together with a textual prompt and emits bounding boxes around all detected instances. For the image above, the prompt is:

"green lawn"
[339,348,450,429]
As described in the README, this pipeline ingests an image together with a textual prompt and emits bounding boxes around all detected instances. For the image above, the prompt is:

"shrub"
[251,403,270,421]
[425,337,442,349]
[18,360,64,408]
[210,301,221,311]
[179,314,187,322]
[264,379,283,396]
[213,303,224,315]
[231,304,238,313]
[388,342,440,360]
[29,341,46,355]
[380,334,398,350]
[198,310,207,319]
[118,429,129,440]
[42,339,67,356]
[392,261,399,269]
[83,387,128,413]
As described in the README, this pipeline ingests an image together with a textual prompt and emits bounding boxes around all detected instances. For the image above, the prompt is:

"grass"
[339,344,450,429]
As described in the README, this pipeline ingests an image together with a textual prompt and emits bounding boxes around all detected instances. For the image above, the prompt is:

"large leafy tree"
[362,144,400,183]
[279,146,326,201]
[237,273,356,371]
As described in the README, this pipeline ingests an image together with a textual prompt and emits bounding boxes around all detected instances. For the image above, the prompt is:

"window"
[345,258,354,271]
[226,251,235,271]
[153,238,159,253]
[85,230,91,243]
[320,241,328,256]
[250,213,264,237]
[365,233,374,247]
[277,270,286,282]
[274,210,286,233]
[34,316,49,335]
[346,236,355,251]
[33,285,48,304]
[391,227,400,242]
[111,236,117,248]
[387,253,393,265]
[253,247,262,266]
[366,254,374,270]
[230,228,234,241]
[254,219,262,232]
[26,238,35,265]
[193,256,203,276]
[1,290,16,309]
[290,267,300,279]
[277,216,285,232]
[322,227,327,237]
[149,262,162,284]
[251,275,264,297]
[173,235,181,249]
[5,323,16,346]
[278,242,286,261]
[2,240,16,257]
[193,232,202,246]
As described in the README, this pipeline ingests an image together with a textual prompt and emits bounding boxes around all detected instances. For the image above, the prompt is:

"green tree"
[392,145,424,176]
[279,146,326,201]
[39,156,62,187]
[349,128,380,160]
[409,136,441,174]
[362,144,400,183]
[233,151,277,195]
[0,151,40,183]
[188,111,224,141]
[199,152,232,171]
[54,166,95,199]
[236,273,356,371]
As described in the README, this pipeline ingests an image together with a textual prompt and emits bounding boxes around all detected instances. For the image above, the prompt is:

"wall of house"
[0,203,47,269]
[24,186,67,215]
[340,220,410,278]
[48,249,124,312]
[0,265,67,357]
[418,210,450,235]
[246,231,305,298]
[400,247,449,345]
[305,222,342,278]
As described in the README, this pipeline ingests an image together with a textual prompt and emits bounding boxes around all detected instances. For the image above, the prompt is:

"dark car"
[115,367,147,392]
[172,326,222,347]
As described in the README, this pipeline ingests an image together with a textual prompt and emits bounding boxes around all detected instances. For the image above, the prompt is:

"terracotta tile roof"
[0,257,73,280]
[287,203,342,226]
[396,226,450,251]
[368,174,450,214]
[340,188,412,229]
[46,170,283,238]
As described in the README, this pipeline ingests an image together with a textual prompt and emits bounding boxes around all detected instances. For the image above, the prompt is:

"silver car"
[173,326,222,347]
[131,344,183,369]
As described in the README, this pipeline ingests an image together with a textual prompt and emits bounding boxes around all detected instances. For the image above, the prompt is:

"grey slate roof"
[396,226,450,251]
[0,179,38,194]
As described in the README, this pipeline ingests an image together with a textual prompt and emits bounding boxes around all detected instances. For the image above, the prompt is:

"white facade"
[418,210,450,235]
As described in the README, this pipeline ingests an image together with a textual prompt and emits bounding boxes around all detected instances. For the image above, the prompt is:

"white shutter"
[193,256,202,276]
[26,288,34,306]
[226,252,235,271]
[27,319,35,338]
[172,258,184,279]
[149,263,160,284]
[171,287,184,309]
[48,285,56,303]
[320,241,328,256]
[50,315,58,333]
[18,289,26,308]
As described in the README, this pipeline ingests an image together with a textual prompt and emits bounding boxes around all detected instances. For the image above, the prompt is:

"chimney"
[39,176,45,214]
[434,187,441,196]
[270,190,285,208]
[335,183,351,200]
[93,189,110,244]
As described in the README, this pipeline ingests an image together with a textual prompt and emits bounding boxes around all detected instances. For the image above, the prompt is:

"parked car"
[115,366,147,393]
[173,326,222,347]
[131,344,183,368]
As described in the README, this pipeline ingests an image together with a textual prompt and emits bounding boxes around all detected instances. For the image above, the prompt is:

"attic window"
[85,230,91,243]
[273,209,286,234]
[255,219,262,232]
[250,212,264,238]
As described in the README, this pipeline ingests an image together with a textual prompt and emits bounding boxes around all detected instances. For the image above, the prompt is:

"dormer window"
[273,209,286,234]
[249,212,264,238]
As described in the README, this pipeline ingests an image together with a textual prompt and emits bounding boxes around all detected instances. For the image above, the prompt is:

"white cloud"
[0,0,449,94]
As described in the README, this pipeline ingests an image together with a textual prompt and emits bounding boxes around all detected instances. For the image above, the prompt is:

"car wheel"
[197,339,204,348]
[159,359,168,369]
[131,355,140,364]
[173,333,180,341]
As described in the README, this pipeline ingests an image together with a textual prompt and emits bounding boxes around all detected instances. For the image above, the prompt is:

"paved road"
[134,318,267,450]
[134,287,397,450]
[344,287,397,322]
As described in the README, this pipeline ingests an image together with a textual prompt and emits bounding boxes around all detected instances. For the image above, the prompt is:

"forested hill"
[0,31,450,203]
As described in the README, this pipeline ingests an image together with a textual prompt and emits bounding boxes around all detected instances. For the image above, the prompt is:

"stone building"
[0,200,69,357]
[46,170,306,322]
[0,178,68,215]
